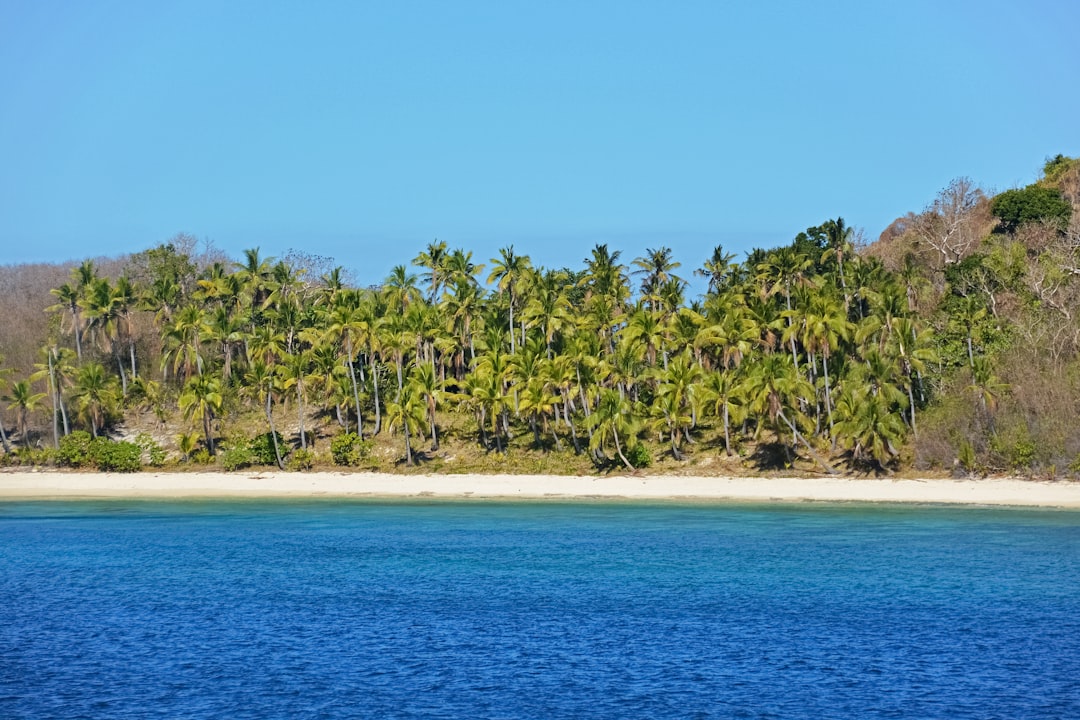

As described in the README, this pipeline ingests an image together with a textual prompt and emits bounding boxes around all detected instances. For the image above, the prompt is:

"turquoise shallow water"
[1,500,1078,719]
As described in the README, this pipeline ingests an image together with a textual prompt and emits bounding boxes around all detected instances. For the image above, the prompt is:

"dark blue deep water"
[1,500,1078,719]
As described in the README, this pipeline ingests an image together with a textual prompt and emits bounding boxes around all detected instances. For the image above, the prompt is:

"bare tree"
[912,177,987,266]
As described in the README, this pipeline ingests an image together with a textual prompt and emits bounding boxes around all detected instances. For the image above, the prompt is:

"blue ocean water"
[1,500,1078,719]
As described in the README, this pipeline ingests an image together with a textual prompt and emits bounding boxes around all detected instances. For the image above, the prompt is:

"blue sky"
[1,0,1077,290]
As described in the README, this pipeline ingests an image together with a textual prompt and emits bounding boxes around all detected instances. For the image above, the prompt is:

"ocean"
[1,499,1078,719]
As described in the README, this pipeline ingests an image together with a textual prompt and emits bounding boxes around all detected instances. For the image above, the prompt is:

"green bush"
[249,431,285,466]
[90,438,142,472]
[286,447,315,472]
[191,448,213,465]
[221,445,253,471]
[58,431,95,468]
[331,432,371,466]
[134,433,166,467]
[626,443,652,469]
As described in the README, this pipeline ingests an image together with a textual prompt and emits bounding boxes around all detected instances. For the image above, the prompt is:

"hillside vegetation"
[2,156,1079,476]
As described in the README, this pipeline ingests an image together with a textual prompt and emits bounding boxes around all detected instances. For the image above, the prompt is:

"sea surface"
[1,499,1078,719]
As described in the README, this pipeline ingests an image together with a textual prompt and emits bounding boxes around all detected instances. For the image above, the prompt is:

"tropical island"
[1,155,1078,490]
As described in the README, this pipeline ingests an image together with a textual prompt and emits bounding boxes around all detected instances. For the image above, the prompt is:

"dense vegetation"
[2,155,1079,476]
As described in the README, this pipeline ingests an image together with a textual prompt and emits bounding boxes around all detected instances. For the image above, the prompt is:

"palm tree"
[744,354,835,473]
[279,350,314,450]
[0,357,11,453]
[411,361,442,451]
[488,245,532,354]
[386,372,428,466]
[5,381,47,448]
[413,239,450,303]
[585,389,640,470]
[633,246,683,311]
[179,374,223,456]
[697,245,739,294]
[47,283,85,362]
[243,360,285,469]
[703,368,744,455]
[833,387,906,472]
[71,362,118,438]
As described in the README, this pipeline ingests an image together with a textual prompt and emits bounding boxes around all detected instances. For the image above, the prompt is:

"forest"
[1,155,1078,476]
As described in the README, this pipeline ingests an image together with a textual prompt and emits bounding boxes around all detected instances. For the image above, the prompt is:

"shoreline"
[2,471,1080,508]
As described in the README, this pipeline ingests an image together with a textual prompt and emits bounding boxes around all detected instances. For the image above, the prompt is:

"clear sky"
[1,0,1077,290]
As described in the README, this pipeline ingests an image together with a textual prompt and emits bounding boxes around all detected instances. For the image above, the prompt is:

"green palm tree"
[243,360,284,469]
[5,380,47,448]
[386,374,427,466]
[412,361,443,451]
[585,388,641,470]
[703,368,744,456]
[833,387,907,472]
[179,373,223,455]
[488,245,533,354]
[71,362,119,438]
[0,356,11,453]
[413,239,450,303]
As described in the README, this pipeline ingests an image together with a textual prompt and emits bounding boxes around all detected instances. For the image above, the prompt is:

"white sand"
[1,470,1079,507]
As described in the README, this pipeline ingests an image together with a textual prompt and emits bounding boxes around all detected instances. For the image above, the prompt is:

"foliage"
[58,430,95,467]
[625,443,652,469]
[990,185,1072,233]
[89,438,142,472]
[286,447,315,471]
[221,444,253,471]
[248,431,285,466]
[331,432,372,466]
[134,432,166,467]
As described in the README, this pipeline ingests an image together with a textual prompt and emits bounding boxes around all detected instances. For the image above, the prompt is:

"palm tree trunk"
[723,404,732,456]
[429,399,439,451]
[0,413,10,453]
[372,355,382,435]
[265,392,284,469]
[297,381,306,449]
[346,338,363,439]
[612,429,634,471]
[778,409,836,474]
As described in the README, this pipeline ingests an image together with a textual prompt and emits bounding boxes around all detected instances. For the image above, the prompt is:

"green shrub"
[626,443,652,469]
[286,447,315,472]
[249,431,285,466]
[90,438,142,472]
[221,445,253,471]
[134,433,166,467]
[58,431,95,468]
[331,432,371,466]
[191,448,213,465]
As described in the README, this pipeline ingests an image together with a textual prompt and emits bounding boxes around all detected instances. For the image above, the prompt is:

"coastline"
[1,470,1079,507]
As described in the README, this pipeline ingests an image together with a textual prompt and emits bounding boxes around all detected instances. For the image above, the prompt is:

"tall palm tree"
[179,373,223,456]
[633,246,683,311]
[0,357,11,453]
[47,283,85,362]
[703,368,744,456]
[387,372,428,466]
[413,239,450,303]
[586,389,640,470]
[488,245,532,354]
[243,359,285,469]
[412,361,442,451]
[71,362,118,438]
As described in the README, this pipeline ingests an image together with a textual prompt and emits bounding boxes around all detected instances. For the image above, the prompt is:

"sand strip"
[1,471,1079,507]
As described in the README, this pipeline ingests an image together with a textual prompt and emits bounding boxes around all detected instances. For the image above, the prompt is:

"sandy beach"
[1,470,1079,507]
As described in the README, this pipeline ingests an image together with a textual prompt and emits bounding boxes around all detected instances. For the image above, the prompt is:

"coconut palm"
[179,373,223,455]
[243,359,285,469]
[585,388,640,470]
[4,380,45,448]
[386,372,428,466]
[71,362,119,438]
[833,387,907,472]
[488,245,533,354]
